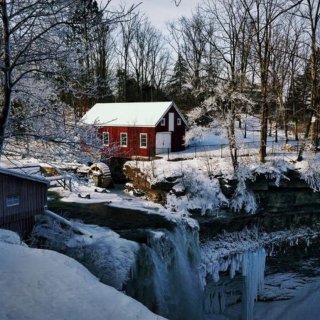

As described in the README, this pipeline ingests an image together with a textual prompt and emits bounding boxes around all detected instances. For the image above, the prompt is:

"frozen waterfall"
[127,221,204,320]
[203,248,266,320]
[241,248,266,320]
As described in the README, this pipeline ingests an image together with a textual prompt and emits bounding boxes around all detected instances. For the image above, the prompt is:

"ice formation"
[129,222,204,320]
[202,248,266,320]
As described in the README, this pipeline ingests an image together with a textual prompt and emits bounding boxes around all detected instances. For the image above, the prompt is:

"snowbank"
[0,230,165,320]
[33,220,140,290]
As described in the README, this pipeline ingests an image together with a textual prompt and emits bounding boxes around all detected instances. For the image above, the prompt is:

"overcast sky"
[107,0,198,31]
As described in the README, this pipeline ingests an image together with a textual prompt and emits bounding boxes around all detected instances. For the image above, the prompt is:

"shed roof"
[0,167,49,185]
[81,101,187,127]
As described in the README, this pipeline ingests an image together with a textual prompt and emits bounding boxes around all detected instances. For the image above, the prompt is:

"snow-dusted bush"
[254,159,291,187]
[299,160,320,191]
[230,165,257,214]
[166,168,228,216]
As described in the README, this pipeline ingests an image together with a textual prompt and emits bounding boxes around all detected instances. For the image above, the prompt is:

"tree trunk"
[297,111,313,161]
[0,0,12,156]
[259,89,268,162]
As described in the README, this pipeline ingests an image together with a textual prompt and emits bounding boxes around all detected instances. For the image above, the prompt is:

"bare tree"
[0,0,138,160]
[240,0,303,162]
[117,8,140,101]
[129,18,170,101]
[190,0,254,170]
[0,0,76,156]
[297,0,320,161]
[169,9,212,93]
[269,14,303,143]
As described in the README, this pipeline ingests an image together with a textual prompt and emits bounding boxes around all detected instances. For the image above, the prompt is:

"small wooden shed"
[0,168,48,239]
[82,101,188,158]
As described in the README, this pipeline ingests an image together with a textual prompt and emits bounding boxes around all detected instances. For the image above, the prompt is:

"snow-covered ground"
[162,116,304,160]
[3,120,320,217]
[126,123,320,215]
[0,229,165,320]
[254,278,320,320]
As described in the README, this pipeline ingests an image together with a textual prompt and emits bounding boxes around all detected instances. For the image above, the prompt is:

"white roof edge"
[0,167,49,185]
[95,124,155,128]
[154,101,188,127]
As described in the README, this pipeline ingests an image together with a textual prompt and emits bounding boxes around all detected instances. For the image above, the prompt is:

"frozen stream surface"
[202,233,320,320]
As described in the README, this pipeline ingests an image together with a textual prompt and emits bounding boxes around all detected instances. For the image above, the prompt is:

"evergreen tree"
[167,54,197,112]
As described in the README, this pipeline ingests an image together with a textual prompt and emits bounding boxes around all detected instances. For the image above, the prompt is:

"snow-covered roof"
[0,167,49,185]
[81,101,187,127]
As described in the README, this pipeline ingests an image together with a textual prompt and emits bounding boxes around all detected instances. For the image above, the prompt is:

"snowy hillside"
[0,230,165,320]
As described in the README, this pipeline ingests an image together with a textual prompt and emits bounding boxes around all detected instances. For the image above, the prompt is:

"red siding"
[99,126,156,158]
[155,105,186,151]
[97,105,186,158]
[0,174,47,239]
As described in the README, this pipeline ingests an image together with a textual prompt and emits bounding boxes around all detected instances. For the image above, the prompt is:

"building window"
[6,195,20,207]
[102,132,109,146]
[161,118,165,126]
[140,133,147,148]
[120,132,127,147]
[177,118,182,126]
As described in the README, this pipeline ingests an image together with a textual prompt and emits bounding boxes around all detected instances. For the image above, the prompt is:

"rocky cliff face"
[124,165,320,236]
[124,164,177,204]
[248,170,320,215]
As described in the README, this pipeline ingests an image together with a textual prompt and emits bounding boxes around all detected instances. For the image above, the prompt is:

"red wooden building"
[82,101,188,158]
[0,168,48,239]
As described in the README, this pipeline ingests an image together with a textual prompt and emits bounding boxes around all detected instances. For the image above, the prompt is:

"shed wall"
[0,174,47,238]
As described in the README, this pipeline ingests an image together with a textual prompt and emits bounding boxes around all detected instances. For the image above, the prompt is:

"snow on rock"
[297,156,320,191]
[0,230,165,320]
[33,219,139,291]
[253,159,291,187]
[126,153,320,216]
[259,273,308,302]
[166,168,228,216]
[230,165,257,214]
[0,229,22,245]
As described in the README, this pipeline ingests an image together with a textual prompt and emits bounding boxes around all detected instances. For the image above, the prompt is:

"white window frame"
[6,195,20,207]
[177,118,182,126]
[120,132,128,147]
[140,133,148,148]
[102,132,109,146]
[161,118,166,126]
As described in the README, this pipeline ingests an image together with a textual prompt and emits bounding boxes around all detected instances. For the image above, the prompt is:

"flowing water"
[126,223,204,320]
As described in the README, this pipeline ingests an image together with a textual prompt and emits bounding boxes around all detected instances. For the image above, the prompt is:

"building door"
[169,113,174,131]
[156,132,171,154]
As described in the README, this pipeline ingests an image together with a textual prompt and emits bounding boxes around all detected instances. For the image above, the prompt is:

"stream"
[44,192,320,320]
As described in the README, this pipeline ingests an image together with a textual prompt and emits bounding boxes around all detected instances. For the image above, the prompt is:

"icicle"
[241,248,266,320]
